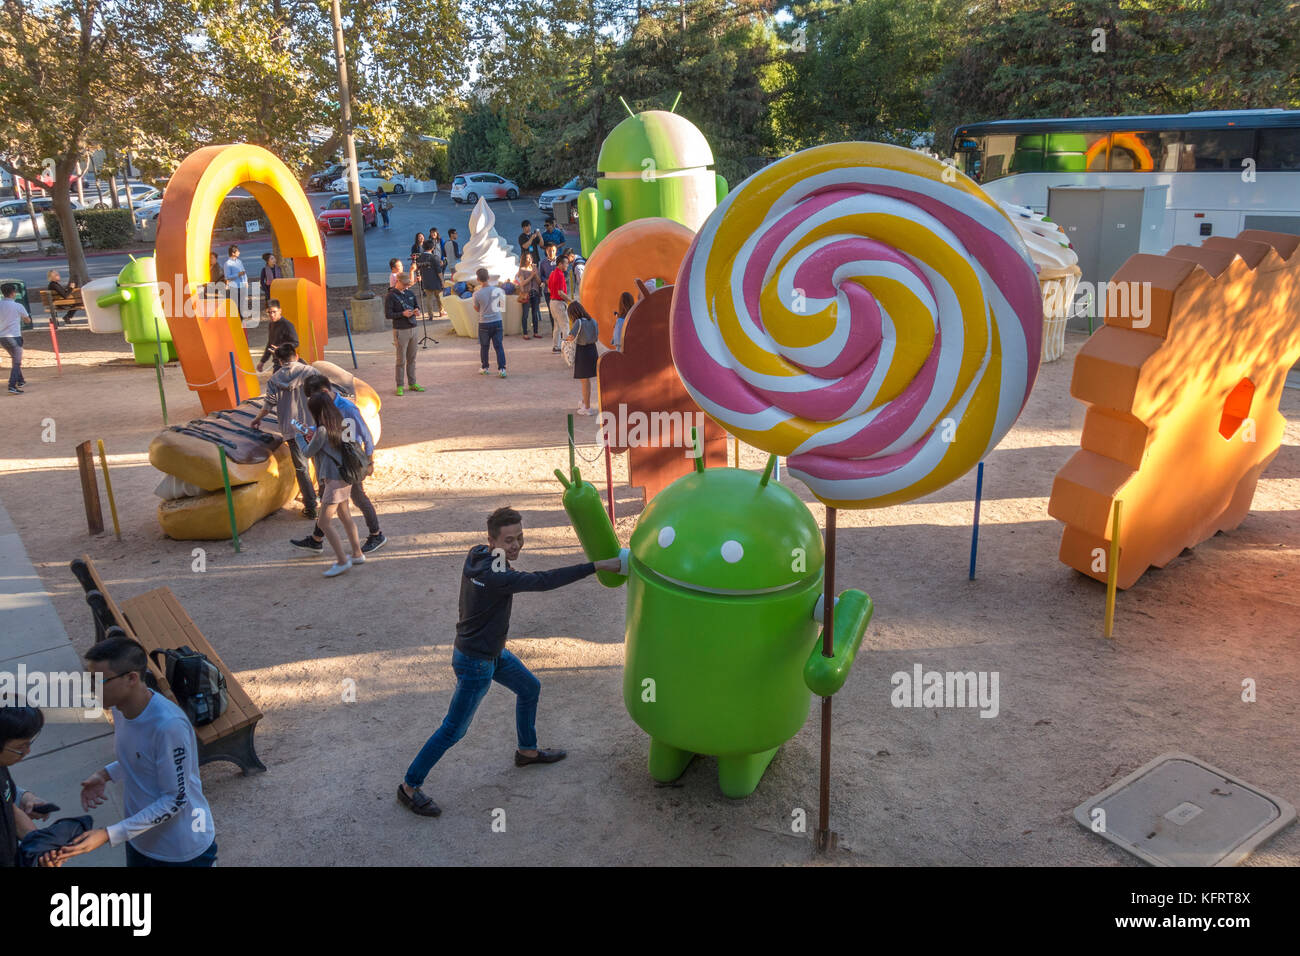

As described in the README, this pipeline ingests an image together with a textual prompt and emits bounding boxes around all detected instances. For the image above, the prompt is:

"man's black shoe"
[291,535,324,553]
[362,532,387,554]
[397,785,441,817]
[515,748,567,767]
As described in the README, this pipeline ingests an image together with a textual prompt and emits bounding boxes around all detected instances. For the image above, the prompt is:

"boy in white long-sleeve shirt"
[51,636,216,867]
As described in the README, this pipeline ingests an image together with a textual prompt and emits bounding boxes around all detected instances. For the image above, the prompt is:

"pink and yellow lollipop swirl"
[669,142,1042,509]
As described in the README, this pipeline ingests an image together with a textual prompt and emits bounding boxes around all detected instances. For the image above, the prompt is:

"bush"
[213,197,270,233]
[44,208,134,249]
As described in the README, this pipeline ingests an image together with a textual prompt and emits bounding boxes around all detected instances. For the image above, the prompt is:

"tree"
[183,0,472,178]
[774,0,962,152]
[0,0,192,281]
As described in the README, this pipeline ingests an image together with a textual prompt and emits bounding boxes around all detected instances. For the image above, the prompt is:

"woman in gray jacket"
[297,393,365,577]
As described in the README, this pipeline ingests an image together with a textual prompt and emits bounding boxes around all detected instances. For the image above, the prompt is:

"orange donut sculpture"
[155,144,328,414]
[580,217,695,348]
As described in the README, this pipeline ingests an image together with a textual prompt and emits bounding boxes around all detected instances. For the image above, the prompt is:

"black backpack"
[338,438,371,483]
[151,647,228,727]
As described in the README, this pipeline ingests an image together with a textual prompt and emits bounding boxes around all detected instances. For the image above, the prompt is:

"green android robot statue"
[557,452,872,798]
[95,256,178,366]
[576,109,729,259]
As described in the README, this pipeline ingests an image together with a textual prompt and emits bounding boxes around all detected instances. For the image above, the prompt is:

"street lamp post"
[330,0,372,299]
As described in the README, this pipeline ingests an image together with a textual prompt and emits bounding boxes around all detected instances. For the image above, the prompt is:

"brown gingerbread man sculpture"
[597,277,727,504]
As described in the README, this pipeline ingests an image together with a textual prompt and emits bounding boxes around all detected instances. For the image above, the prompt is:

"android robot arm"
[803,589,873,697]
[576,188,608,260]
[554,465,628,587]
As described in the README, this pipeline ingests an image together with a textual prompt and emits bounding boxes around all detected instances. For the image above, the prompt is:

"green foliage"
[212,198,270,233]
[43,209,134,249]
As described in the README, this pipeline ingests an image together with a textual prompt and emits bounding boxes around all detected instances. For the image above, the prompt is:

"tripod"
[418,288,440,348]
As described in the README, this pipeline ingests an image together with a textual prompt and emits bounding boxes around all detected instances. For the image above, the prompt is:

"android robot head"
[576,109,729,258]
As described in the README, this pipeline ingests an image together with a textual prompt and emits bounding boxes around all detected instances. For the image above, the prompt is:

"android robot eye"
[657,527,675,547]
[720,540,743,563]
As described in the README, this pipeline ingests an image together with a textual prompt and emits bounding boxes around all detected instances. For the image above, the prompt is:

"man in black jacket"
[255,300,298,372]
[386,274,423,396]
[398,506,623,817]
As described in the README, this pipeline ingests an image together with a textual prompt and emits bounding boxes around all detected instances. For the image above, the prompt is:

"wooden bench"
[38,288,82,322]
[70,555,266,774]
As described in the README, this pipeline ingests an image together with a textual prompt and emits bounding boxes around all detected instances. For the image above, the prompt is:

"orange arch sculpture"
[155,144,327,414]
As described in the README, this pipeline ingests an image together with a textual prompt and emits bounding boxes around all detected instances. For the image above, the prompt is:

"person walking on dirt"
[250,343,320,518]
[397,506,623,817]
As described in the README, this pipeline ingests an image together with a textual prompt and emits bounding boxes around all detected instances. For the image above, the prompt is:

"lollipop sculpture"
[672,141,1042,510]
[670,141,1041,841]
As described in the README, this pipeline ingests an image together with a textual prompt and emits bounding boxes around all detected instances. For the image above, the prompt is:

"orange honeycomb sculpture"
[1049,230,1300,590]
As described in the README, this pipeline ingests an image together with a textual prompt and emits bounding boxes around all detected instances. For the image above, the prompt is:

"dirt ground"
[3,318,1297,866]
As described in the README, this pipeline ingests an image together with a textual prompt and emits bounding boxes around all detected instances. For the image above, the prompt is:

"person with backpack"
[294,392,367,576]
[250,343,320,518]
[565,301,600,415]
[377,189,392,228]
[415,240,446,318]
[397,506,624,818]
[50,636,217,867]
[292,373,386,555]
[1,705,62,868]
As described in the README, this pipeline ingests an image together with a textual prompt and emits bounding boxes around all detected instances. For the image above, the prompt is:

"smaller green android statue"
[95,256,177,366]
[576,108,729,259]
[556,449,872,798]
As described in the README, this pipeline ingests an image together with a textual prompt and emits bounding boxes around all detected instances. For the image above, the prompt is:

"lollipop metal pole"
[816,506,837,851]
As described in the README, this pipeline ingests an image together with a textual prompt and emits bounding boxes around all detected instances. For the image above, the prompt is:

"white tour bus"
[951,109,1300,252]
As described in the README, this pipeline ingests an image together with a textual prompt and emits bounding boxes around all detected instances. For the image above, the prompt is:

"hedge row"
[213,197,270,233]
[43,209,134,249]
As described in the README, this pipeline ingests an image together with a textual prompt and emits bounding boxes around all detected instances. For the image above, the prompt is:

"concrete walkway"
[0,500,124,866]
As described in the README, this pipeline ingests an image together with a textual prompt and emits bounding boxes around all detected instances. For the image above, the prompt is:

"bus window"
[1181,130,1255,170]
[1258,128,1300,170]
[1106,131,1179,171]
[980,135,1018,182]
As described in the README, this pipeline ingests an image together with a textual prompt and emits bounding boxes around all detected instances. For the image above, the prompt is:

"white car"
[89,182,158,209]
[0,195,83,240]
[538,176,582,213]
[450,172,520,204]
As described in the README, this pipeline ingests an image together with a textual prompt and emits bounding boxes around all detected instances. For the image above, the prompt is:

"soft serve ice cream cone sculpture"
[445,197,523,336]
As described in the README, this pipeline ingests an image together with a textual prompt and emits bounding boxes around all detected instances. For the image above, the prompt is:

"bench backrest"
[71,555,172,693]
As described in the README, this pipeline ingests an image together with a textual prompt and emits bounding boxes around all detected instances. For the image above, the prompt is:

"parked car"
[316,192,377,234]
[450,172,520,204]
[329,169,422,195]
[308,163,345,191]
[88,182,159,209]
[0,195,84,240]
[538,176,582,213]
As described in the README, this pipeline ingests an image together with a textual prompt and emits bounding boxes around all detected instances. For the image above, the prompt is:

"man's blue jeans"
[478,321,505,371]
[404,647,540,788]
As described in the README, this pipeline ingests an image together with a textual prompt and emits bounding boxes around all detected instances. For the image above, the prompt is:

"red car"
[317,193,377,234]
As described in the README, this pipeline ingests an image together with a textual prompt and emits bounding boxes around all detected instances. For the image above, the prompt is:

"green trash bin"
[0,278,31,329]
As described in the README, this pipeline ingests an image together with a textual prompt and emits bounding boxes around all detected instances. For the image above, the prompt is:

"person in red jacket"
[546,256,570,353]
